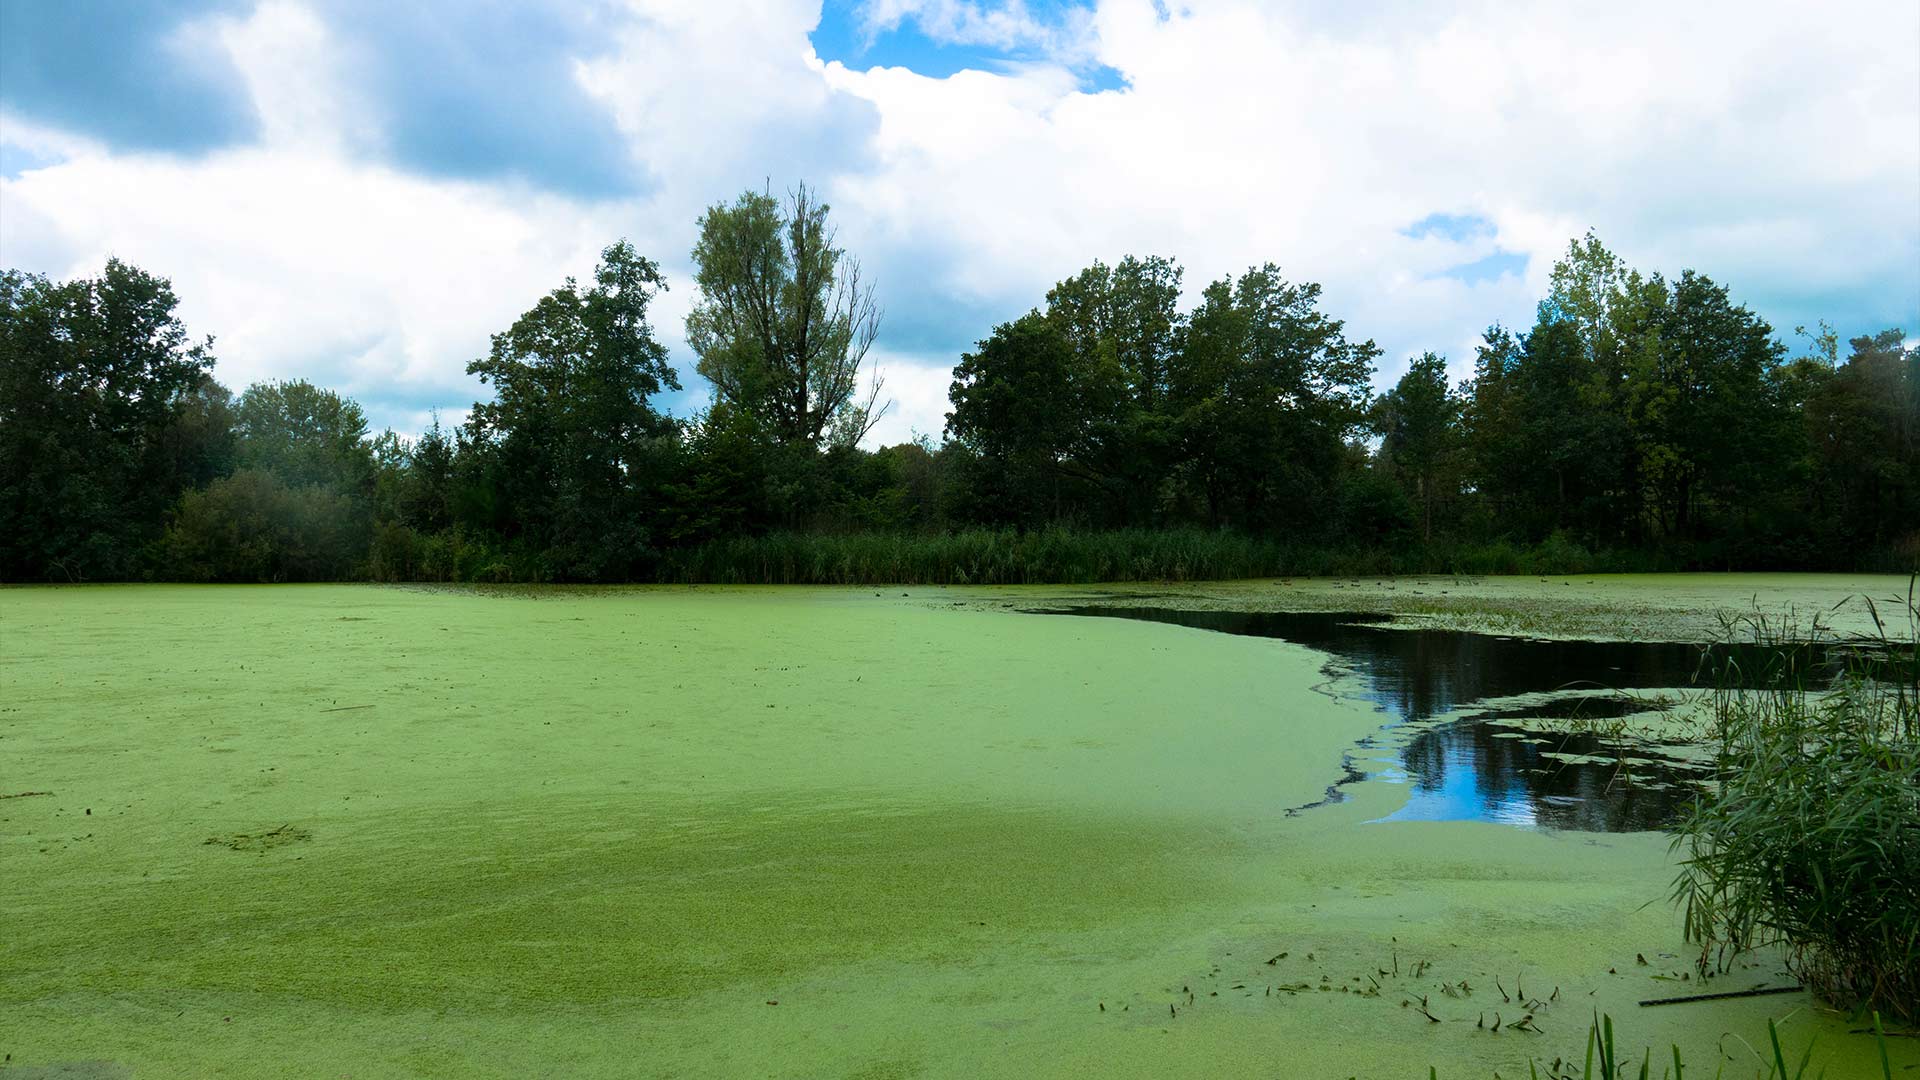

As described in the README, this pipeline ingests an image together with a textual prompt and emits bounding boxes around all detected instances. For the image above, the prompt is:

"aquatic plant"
[1491,1011,1900,1080]
[1670,583,1920,1025]
[643,528,1680,586]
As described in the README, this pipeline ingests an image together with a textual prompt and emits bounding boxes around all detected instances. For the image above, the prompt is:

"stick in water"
[1638,984,1804,1007]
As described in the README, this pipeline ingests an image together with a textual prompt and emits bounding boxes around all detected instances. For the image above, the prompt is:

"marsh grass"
[352,522,1724,585]
[645,528,1673,586]
[1669,582,1919,1026]
[1497,1011,1900,1080]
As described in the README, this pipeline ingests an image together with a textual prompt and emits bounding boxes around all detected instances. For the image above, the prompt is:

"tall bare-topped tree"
[686,182,887,447]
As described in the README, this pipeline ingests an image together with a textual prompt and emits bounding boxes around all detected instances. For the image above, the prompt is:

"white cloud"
[208,0,374,154]
[817,0,1918,398]
[0,0,868,431]
[858,0,1097,60]
[860,348,956,446]
[2,0,1916,444]
[0,142,627,411]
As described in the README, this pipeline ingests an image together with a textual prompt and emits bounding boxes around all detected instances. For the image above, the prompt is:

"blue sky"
[3,0,1915,441]
[812,0,1127,89]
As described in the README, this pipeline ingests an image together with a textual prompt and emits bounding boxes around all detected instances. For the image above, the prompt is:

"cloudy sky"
[3,0,1916,444]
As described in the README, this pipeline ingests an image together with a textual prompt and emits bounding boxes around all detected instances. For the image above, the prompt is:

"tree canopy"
[687,184,886,448]
[2,214,1913,584]
[1,259,224,580]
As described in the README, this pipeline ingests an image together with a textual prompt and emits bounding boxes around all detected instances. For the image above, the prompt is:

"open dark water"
[1034,608,1728,832]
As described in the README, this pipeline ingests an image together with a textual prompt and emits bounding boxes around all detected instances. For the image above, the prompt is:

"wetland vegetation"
[1673,599,1920,1029]
[3,4,1914,1076]
[3,578,1916,1077]
[3,205,1915,588]
[4,177,1916,1079]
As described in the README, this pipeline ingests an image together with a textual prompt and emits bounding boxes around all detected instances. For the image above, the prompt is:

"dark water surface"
[1035,607,1721,832]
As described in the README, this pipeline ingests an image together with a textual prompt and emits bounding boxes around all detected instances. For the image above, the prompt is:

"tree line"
[3,186,1914,584]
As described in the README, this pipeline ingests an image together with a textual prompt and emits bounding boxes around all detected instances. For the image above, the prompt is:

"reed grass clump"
[1670,584,1920,1026]
[646,527,1667,586]
[1489,1011,1898,1080]
[653,527,1343,585]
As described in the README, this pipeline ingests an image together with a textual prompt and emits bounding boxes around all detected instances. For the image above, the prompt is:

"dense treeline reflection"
[1043,607,1722,831]
[1043,607,1705,718]
[3,201,1914,583]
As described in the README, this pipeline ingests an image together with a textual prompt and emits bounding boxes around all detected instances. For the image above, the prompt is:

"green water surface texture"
[2,577,1911,1078]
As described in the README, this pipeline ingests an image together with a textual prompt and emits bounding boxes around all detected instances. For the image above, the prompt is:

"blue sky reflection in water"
[1035,607,1715,832]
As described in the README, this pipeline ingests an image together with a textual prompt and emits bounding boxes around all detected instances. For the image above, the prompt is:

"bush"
[1519,529,1593,575]
[152,469,369,582]
[1671,591,1920,1025]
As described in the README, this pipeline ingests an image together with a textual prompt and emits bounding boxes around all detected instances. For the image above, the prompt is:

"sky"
[3,0,1917,445]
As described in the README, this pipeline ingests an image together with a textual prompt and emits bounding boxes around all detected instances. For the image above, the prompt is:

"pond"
[1031,607,1719,831]
[10,580,1909,1079]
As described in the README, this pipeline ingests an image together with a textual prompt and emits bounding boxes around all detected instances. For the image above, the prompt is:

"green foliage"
[687,183,883,447]
[1495,1011,1894,1080]
[1,260,223,581]
[1672,594,1920,1025]
[462,239,680,580]
[1335,465,1417,545]
[1799,329,1920,558]
[1462,233,1822,554]
[655,527,1306,585]
[1174,264,1378,533]
[234,379,375,492]
[1372,352,1462,541]
[648,527,1638,586]
[386,414,455,533]
[5,224,1914,585]
[365,522,542,584]
[945,256,1378,533]
[154,469,368,582]
[946,311,1103,527]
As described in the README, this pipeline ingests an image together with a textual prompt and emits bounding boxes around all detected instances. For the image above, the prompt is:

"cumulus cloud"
[857,0,1098,61]
[0,0,258,154]
[2,0,1916,442]
[0,2,634,433]
[826,0,1920,390]
[0,0,873,434]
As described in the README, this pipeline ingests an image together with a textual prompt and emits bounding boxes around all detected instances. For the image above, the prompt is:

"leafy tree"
[1631,270,1786,537]
[1373,352,1462,541]
[1337,459,1418,545]
[234,379,375,493]
[1047,255,1184,412]
[1040,256,1180,523]
[463,239,680,579]
[686,183,887,448]
[1534,232,1650,542]
[946,311,1107,526]
[7,222,1910,584]
[1803,329,1919,556]
[391,415,455,534]
[871,437,947,531]
[1173,264,1377,531]
[1470,235,1789,550]
[1460,325,1527,531]
[0,259,220,580]
[1463,319,1597,539]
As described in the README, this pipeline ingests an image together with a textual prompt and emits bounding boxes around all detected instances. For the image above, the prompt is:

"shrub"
[1670,589,1920,1025]
[152,469,369,582]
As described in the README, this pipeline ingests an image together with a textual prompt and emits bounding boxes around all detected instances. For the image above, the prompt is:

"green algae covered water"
[2,579,1913,1078]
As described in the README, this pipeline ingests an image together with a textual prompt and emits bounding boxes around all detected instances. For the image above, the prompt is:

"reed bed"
[1670,583,1920,1027]
[1459,1011,1901,1080]
[647,528,1677,586]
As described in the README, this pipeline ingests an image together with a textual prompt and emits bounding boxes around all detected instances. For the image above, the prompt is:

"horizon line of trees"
[3,188,1915,584]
